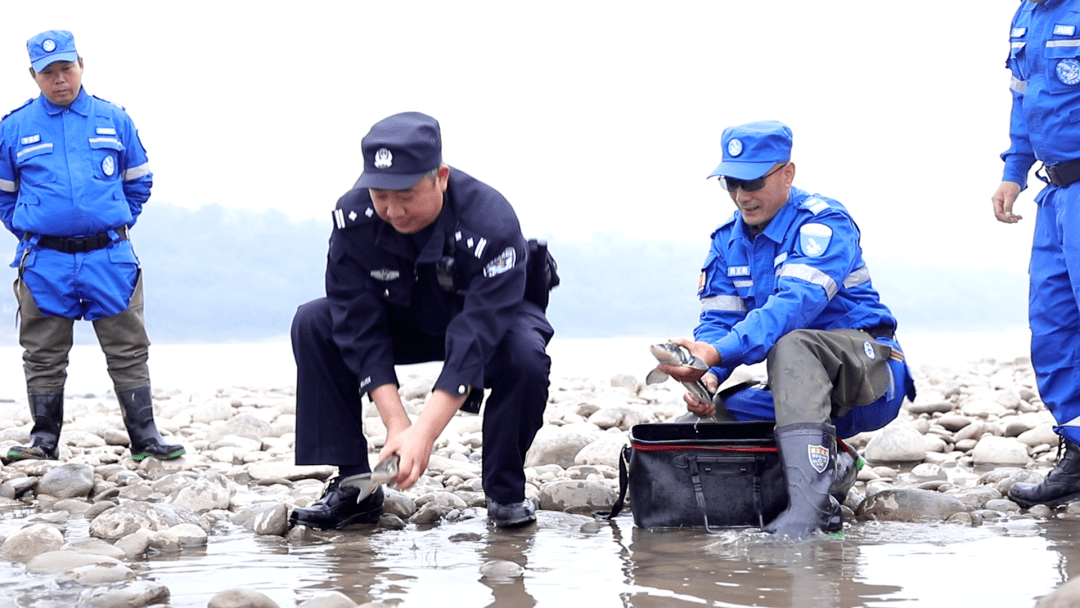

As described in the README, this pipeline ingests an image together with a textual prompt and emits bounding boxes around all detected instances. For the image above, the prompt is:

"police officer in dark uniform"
[0,30,183,464]
[289,111,554,529]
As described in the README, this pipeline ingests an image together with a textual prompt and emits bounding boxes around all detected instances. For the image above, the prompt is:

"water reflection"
[1,507,1077,607]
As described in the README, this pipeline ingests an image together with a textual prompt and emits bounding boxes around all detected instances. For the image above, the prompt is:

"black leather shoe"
[1010,439,1080,508]
[487,498,537,527]
[289,478,384,530]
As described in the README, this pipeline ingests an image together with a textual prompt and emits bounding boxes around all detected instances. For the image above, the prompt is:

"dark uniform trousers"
[291,297,553,504]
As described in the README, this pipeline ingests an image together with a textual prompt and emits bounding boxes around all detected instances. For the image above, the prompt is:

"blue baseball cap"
[355,112,443,191]
[707,120,793,181]
[27,30,79,73]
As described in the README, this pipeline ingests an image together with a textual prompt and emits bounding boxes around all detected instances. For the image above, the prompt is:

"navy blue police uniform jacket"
[326,167,542,399]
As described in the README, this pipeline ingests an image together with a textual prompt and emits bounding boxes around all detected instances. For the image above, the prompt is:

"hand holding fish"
[648,339,735,421]
[655,338,721,382]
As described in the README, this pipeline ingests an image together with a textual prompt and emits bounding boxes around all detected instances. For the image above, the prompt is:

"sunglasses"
[718,163,787,193]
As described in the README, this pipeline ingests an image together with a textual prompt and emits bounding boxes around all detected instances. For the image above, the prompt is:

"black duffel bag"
[599,421,788,531]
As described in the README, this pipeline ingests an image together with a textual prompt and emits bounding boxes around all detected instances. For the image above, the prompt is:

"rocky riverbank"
[0,355,1076,608]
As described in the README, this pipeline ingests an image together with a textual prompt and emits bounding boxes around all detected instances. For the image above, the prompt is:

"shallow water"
[1,500,1076,608]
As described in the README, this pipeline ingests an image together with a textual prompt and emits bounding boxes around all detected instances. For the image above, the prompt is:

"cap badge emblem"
[1058,59,1080,86]
[42,40,56,53]
[374,148,393,169]
[728,138,743,158]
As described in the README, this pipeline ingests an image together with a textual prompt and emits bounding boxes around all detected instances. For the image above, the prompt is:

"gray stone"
[972,436,1030,466]
[208,588,280,608]
[855,487,967,522]
[78,580,171,608]
[574,435,629,468]
[89,501,206,541]
[525,427,601,469]
[37,462,95,498]
[298,591,358,608]
[863,426,927,463]
[538,479,616,513]
[1,523,63,562]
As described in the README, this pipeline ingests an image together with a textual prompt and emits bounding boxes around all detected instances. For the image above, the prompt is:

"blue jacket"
[0,88,152,320]
[695,187,897,381]
[1003,0,1080,187]
[0,88,152,239]
[326,168,535,398]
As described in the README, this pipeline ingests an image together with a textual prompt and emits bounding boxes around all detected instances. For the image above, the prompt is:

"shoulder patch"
[798,223,833,257]
[2,98,34,121]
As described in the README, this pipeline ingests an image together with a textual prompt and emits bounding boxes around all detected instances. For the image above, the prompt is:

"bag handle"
[595,444,631,521]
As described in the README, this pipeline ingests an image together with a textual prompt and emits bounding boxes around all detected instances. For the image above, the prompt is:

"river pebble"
[0,356,1075,605]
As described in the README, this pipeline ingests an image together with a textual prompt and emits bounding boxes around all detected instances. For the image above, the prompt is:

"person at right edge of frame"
[993,0,1080,509]
[288,111,556,530]
[658,120,917,538]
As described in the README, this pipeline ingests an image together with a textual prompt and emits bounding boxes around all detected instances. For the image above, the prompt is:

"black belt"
[25,225,128,254]
[861,324,895,340]
[1044,159,1080,188]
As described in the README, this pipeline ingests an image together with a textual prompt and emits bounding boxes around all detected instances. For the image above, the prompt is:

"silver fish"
[339,454,400,503]
[646,342,734,421]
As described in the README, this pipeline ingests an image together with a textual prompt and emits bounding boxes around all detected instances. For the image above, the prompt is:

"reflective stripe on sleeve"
[700,295,747,313]
[780,263,838,299]
[0,178,15,193]
[1047,39,1080,49]
[843,266,871,288]
[121,162,150,181]
[1011,76,1027,94]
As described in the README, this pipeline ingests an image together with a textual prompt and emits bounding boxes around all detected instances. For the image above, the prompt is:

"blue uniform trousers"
[291,297,552,504]
[1029,183,1080,445]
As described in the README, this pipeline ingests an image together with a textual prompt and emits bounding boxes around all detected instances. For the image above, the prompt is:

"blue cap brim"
[707,160,775,181]
[354,171,427,191]
[31,52,78,73]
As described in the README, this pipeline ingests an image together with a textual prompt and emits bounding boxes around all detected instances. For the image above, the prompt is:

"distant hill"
[0,203,1028,346]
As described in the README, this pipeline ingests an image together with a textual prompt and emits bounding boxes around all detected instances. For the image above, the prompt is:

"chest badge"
[1059,59,1080,85]
[370,269,400,281]
[101,156,115,177]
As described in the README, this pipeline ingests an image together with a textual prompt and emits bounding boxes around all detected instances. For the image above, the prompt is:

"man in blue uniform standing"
[659,120,915,537]
[289,111,554,529]
[0,30,183,463]
[992,0,1080,508]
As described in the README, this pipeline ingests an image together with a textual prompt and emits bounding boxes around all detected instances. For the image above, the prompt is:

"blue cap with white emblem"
[27,30,79,73]
[354,112,443,191]
[707,120,793,181]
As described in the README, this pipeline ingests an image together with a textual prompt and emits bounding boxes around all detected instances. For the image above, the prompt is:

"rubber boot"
[1009,438,1080,508]
[764,423,843,537]
[117,386,185,461]
[6,392,63,462]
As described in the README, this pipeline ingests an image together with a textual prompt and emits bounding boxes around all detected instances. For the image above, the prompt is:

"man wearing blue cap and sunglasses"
[289,111,557,529]
[659,120,915,537]
[0,30,183,464]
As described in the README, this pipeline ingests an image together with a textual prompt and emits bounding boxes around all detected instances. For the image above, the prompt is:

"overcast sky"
[0,1,1030,273]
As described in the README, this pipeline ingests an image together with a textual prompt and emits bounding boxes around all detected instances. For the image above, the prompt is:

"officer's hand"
[684,391,716,418]
[379,427,433,491]
[993,181,1023,223]
[701,372,719,394]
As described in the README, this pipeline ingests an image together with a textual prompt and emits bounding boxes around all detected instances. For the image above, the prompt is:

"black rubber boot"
[6,392,63,462]
[1009,438,1080,508]
[289,478,384,530]
[764,423,843,537]
[117,386,185,461]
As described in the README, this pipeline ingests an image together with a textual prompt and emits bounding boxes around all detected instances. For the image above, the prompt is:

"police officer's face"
[30,59,83,107]
[369,167,449,234]
[728,162,795,229]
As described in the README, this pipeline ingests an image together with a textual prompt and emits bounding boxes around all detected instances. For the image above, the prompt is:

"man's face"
[30,59,83,106]
[369,167,449,234]
[727,162,795,229]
